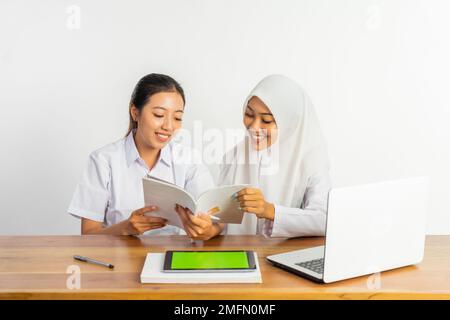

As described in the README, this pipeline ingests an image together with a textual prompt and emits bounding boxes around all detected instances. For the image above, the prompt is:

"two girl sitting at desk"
[68,74,331,239]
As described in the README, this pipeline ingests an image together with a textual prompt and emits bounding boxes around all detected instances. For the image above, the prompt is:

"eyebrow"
[246,105,273,116]
[152,106,184,113]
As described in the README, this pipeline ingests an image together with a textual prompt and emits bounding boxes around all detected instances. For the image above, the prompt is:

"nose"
[161,116,174,132]
[248,118,262,133]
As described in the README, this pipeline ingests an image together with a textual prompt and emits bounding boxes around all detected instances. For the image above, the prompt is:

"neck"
[133,131,160,170]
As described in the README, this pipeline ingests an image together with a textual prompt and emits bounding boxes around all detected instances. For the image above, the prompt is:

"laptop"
[266,176,429,283]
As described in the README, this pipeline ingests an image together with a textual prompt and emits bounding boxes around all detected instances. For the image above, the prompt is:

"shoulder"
[87,137,127,167]
[221,139,245,165]
[216,141,245,185]
[306,169,332,191]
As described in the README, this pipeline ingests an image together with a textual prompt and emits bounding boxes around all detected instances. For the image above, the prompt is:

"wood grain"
[0,235,449,300]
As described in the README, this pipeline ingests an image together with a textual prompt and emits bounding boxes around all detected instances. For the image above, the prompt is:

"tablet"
[163,250,257,272]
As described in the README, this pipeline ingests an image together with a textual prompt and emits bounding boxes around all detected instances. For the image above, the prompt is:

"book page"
[196,185,249,224]
[142,177,197,228]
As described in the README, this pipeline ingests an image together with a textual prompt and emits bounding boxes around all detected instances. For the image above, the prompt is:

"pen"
[207,206,221,221]
[73,255,114,269]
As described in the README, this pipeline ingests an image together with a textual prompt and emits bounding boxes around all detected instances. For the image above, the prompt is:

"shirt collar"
[159,142,172,167]
[125,131,172,168]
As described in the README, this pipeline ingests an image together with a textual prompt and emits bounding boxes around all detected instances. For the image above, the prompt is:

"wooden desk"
[0,235,449,299]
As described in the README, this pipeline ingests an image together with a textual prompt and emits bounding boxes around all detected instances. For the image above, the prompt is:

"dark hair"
[126,73,185,136]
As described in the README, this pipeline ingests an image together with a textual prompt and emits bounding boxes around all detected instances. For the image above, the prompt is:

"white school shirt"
[221,168,331,238]
[263,170,332,237]
[68,132,215,235]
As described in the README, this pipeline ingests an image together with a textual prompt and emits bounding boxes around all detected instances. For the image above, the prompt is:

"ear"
[130,105,139,122]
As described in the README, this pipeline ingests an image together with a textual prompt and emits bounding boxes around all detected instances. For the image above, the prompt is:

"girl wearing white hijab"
[218,74,331,237]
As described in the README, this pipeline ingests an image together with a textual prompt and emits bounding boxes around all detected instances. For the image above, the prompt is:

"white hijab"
[219,74,330,234]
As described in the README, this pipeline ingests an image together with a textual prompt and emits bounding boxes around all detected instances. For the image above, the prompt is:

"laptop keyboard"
[295,258,324,274]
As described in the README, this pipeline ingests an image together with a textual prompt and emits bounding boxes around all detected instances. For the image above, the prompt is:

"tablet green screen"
[171,251,250,269]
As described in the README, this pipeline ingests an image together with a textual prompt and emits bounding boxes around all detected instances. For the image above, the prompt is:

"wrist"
[209,223,223,238]
[215,223,224,235]
[265,203,275,221]
[121,220,135,236]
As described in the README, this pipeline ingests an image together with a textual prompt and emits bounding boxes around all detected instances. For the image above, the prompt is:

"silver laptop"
[266,176,429,283]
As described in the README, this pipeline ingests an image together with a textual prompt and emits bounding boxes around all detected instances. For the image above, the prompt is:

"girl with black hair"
[68,74,223,239]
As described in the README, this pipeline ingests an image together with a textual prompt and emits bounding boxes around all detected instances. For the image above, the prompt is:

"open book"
[142,176,248,229]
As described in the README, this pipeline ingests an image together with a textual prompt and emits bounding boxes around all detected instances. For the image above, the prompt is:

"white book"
[140,252,262,284]
[142,176,248,229]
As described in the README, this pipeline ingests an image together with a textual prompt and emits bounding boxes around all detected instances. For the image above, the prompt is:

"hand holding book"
[142,176,249,229]
[175,204,224,240]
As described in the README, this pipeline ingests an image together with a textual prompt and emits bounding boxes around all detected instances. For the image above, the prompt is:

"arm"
[69,154,166,236]
[266,170,331,238]
[235,170,331,238]
[179,162,224,240]
[81,206,167,235]
[81,218,130,235]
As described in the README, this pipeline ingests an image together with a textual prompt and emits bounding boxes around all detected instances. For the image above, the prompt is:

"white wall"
[0,0,449,235]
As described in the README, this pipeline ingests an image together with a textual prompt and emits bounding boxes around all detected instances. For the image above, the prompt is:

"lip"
[249,133,267,143]
[155,132,171,143]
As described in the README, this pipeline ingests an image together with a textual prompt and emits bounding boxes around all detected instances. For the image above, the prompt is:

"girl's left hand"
[234,187,275,220]
[175,204,223,240]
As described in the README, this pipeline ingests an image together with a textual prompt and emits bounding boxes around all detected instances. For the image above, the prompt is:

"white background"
[0,0,449,235]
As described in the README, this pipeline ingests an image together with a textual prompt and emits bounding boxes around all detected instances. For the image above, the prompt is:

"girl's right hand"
[124,206,167,235]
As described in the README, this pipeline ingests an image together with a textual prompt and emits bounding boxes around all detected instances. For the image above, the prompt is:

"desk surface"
[0,235,449,299]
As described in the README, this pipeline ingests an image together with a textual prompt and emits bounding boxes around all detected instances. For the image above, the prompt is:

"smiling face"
[130,91,184,150]
[243,96,278,150]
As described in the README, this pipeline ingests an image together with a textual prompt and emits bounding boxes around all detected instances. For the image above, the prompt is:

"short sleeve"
[67,154,111,222]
